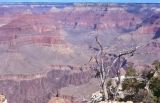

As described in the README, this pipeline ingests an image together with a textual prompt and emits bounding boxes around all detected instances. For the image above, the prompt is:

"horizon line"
[0,0,160,3]
[0,2,159,4]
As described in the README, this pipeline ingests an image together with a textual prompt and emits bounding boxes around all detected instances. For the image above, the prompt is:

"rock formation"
[0,3,159,103]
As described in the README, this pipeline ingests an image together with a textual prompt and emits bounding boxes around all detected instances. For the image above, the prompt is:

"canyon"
[0,3,159,103]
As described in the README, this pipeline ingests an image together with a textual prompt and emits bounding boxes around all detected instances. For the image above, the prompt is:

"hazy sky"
[0,0,160,3]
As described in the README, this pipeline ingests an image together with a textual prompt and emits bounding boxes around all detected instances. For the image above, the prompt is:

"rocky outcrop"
[0,94,7,103]
[99,101,133,103]
[48,97,71,103]
[48,96,83,103]
[90,91,133,103]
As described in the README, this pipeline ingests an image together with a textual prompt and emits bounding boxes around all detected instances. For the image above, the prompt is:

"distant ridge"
[0,2,159,5]
[0,2,74,5]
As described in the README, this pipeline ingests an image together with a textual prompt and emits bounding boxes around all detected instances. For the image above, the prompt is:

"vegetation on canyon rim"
[86,36,160,103]
[120,61,160,103]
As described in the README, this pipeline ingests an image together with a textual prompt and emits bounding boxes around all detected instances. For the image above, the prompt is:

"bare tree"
[89,35,152,102]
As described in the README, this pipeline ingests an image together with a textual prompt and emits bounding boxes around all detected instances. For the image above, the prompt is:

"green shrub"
[152,60,160,70]
[149,77,160,97]
[125,66,137,76]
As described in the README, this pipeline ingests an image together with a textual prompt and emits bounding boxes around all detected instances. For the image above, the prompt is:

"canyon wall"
[0,3,159,103]
[0,66,92,103]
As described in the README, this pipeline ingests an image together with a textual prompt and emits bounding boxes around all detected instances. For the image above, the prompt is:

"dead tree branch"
[89,35,155,102]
